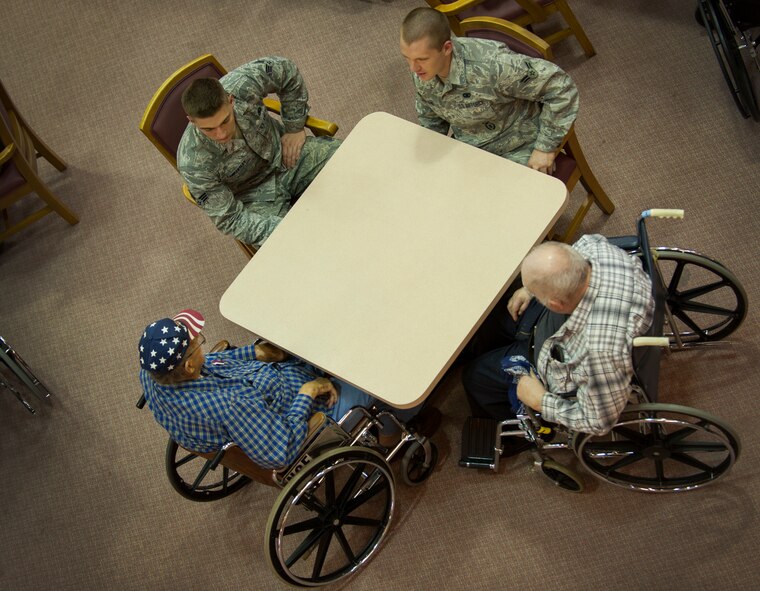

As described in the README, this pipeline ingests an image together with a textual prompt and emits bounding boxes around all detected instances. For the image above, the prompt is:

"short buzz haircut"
[401,7,451,50]
[181,78,228,118]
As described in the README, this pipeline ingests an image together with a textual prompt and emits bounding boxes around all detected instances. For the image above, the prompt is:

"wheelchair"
[460,209,746,493]
[697,0,760,121]
[137,379,438,587]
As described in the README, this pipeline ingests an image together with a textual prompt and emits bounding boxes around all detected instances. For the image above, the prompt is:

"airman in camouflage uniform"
[178,57,340,248]
[401,8,579,174]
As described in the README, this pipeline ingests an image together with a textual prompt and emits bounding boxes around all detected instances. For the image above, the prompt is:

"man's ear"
[442,40,453,56]
[183,355,198,376]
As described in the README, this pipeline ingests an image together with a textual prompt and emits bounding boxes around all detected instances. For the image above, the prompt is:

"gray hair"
[522,242,590,301]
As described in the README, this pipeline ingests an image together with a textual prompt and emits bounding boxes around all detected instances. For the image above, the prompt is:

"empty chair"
[0,78,79,244]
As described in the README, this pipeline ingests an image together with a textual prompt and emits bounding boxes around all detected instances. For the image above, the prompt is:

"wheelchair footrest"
[459,417,500,470]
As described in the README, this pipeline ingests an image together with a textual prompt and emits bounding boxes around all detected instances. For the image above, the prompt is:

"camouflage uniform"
[412,36,579,165]
[178,57,341,247]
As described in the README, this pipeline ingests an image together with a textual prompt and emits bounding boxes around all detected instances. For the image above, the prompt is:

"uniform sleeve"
[225,390,314,469]
[223,56,309,132]
[496,55,579,152]
[181,169,282,247]
[540,351,631,435]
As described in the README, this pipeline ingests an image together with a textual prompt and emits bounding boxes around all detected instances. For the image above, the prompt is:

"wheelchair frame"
[137,392,438,587]
[698,0,760,121]
[460,209,745,493]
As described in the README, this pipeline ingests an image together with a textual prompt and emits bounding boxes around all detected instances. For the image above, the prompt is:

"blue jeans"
[330,379,423,435]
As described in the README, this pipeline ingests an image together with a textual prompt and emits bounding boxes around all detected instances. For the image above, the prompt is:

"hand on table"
[527,148,557,175]
[507,287,534,321]
[254,341,290,362]
[281,129,306,168]
[299,377,339,408]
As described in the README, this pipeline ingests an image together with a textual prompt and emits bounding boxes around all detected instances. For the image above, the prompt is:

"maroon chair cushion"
[458,0,552,21]
[463,28,544,58]
[551,151,577,184]
[150,62,225,158]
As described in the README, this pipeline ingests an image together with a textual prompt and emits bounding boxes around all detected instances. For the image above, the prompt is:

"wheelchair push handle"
[633,336,670,347]
[641,209,684,219]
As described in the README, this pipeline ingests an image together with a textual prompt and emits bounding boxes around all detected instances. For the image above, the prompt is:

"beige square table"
[220,112,567,408]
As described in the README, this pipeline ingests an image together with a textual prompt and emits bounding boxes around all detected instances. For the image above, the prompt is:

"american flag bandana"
[139,309,205,374]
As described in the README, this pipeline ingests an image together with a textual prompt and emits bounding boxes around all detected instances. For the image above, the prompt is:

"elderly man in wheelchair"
[137,308,440,586]
[460,210,743,493]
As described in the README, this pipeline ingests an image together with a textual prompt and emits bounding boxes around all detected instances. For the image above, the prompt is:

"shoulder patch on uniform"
[265,61,273,74]
[196,192,209,205]
[520,62,538,84]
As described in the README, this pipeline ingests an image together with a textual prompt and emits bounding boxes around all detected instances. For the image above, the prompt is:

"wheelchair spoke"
[667,260,686,294]
[285,526,330,568]
[678,300,736,317]
[325,470,336,505]
[342,479,387,515]
[603,451,644,474]
[654,457,665,483]
[310,529,334,580]
[669,452,715,474]
[341,515,383,527]
[672,309,709,337]
[334,527,357,563]
[677,278,730,301]
[334,462,367,508]
[282,516,324,536]
[174,451,200,468]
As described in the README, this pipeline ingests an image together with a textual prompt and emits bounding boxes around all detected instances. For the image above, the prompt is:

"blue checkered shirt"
[537,235,654,435]
[139,344,333,469]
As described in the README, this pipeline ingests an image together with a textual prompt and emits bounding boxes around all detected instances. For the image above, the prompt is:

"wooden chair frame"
[139,54,339,259]
[427,0,595,57]
[458,16,613,241]
[0,79,78,242]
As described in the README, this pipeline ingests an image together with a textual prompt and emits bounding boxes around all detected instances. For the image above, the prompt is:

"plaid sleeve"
[540,351,631,435]
[224,390,314,469]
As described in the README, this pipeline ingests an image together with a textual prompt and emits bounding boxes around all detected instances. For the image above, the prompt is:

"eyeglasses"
[184,333,206,359]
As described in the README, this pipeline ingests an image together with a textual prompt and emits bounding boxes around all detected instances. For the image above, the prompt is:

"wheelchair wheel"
[538,460,585,493]
[654,249,747,344]
[572,403,741,492]
[401,440,439,486]
[165,439,251,502]
[699,0,760,119]
[265,446,394,587]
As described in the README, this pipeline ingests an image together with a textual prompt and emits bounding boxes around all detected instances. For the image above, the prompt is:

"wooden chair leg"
[31,179,79,225]
[556,0,596,57]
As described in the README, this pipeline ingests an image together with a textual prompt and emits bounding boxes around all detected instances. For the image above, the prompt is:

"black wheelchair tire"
[165,438,251,502]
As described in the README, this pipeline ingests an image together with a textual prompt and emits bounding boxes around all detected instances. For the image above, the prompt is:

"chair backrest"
[139,54,227,168]
[458,15,552,59]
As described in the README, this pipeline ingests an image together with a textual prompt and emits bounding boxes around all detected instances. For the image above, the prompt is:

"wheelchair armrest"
[606,235,640,252]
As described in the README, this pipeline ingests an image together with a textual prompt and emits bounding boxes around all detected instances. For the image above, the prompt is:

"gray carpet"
[1,1,759,590]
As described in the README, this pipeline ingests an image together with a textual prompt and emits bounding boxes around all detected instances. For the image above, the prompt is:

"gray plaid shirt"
[537,235,654,435]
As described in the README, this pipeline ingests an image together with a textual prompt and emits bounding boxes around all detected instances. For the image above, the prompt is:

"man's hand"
[527,149,557,175]
[299,377,339,408]
[516,373,545,411]
[254,341,289,362]
[507,287,533,321]
[281,129,306,168]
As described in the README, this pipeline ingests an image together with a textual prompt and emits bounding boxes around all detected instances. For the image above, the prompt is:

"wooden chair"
[139,54,339,259]
[426,0,596,58]
[459,16,614,241]
[0,78,79,243]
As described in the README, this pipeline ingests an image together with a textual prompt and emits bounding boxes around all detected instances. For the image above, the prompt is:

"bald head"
[521,242,590,313]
